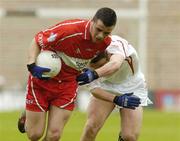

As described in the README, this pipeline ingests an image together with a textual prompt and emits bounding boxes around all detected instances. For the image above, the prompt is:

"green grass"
[0,109,180,141]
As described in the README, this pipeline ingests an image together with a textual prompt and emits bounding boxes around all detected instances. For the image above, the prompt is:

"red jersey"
[33,19,111,89]
[35,19,111,59]
[26,19,111,111]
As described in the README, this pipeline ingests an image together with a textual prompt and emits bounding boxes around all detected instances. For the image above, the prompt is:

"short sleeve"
[35,25,64,49]
[106,35,129,59]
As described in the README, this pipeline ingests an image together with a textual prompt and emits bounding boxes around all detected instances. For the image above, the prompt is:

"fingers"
[128,98,141,103]
[43,68,51,72]
[127,98,141,109]
[124,93,133,96]
[129,97,141,104]
[76,74,87,81]
[124,95,141,109]
[128,99,141,106]
[36,65,51,72]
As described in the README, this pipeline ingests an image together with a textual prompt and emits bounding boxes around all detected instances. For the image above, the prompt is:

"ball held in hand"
[36,50,61,78]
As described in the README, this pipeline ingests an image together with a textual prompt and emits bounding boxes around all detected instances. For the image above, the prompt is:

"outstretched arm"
[95,53,124,77]
[77,53,124,85]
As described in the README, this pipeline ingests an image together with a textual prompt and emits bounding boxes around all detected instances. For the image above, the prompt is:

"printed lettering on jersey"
[38,33,45,48]
[47,33,57,42]
[26,99,34,105]
[57,52,91,71]
[75,58,89,70]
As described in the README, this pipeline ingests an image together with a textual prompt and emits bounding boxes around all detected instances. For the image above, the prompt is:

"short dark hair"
[90,51,108,64]
[93,7,117,27]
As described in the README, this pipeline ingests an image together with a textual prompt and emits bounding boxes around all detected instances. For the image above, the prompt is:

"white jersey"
[103,35,144,85]
[89,35,152,106]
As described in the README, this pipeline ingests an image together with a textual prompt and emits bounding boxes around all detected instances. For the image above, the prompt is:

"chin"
[92,39,97,43]
[96,39,103,43]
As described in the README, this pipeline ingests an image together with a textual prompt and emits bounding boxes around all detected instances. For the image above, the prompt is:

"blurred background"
[0,0,180,141]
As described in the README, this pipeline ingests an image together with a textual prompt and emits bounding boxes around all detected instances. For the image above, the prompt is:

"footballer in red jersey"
[18,7,117,141]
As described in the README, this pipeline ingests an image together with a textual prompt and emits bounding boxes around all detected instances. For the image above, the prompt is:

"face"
[90,19,115,43]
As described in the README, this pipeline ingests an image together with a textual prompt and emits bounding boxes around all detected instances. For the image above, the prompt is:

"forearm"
[95,61,119,77]
[27,38,41,64]
[95,54,124,77]
[91,88,115,103]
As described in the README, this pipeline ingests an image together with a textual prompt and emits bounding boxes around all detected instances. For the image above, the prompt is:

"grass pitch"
[0,109,180,141]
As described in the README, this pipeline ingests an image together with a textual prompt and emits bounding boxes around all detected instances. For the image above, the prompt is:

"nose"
[96,32,104,40]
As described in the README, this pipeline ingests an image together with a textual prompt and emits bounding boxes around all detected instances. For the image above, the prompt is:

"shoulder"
[110,35,129,46]
[61,19,87,24]
[105,35,131,57]
[58,19,88,28]
[58,19,88,34]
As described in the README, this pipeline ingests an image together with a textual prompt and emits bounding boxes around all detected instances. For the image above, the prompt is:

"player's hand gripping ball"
[35,50,62,78]
[27,50,61,80]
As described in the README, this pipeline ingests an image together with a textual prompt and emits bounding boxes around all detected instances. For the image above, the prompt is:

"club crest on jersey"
[47,33,57,42]
[75,48,81,54]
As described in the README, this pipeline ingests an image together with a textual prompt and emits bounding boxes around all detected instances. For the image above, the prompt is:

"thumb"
[125,93,133,96]
[43,68,51,72]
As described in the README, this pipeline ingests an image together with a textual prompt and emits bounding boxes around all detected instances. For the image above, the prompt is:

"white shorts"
[88,77,152,106]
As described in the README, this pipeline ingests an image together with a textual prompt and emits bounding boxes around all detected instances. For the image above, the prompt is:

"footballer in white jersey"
[80,35,152,141]
[89,35,152,106]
